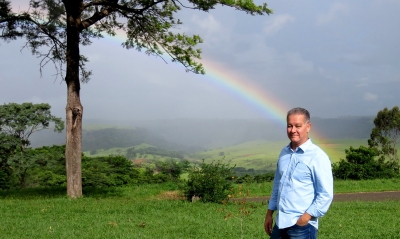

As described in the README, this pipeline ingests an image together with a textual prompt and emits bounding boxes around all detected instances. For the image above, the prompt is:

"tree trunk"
[64,0,83,198]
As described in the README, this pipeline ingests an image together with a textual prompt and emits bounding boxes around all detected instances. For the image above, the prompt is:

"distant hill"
[30,116,374,152]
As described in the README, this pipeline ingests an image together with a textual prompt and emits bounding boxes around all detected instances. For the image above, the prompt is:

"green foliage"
[253,172,274,183]
[82,155,139,187]
[332,146,398,180]
[0,0,272,79]
[0,102,64,188]
[36,171,66,187]
[368,106,400,172]
[8,145,66,188]
[83,128,150,152]
[0,102,64,148]
[184,160,235,203]
[0,133,20,189]
[234,172,274,184]
[1,141,189,189]
[7,149,39,188]
[135,146,185,160]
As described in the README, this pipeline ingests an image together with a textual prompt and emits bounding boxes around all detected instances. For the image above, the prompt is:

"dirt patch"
[332,191,400,202]
[155,191,400,202]
[242,191,400,203]
[156,191,185,200]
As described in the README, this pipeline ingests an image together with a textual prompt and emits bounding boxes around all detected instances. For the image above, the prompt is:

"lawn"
[0,180,399,238]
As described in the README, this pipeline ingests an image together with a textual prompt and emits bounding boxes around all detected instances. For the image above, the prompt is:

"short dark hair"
[287,107,310,123]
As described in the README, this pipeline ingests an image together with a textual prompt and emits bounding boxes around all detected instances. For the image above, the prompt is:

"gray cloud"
[1,0,400,121]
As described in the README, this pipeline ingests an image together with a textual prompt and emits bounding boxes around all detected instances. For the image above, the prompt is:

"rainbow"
[198,59,287,123]
[198,59,328,141]
[101,35,334,156]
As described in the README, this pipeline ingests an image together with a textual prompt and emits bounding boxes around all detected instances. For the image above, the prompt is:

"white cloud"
[316,3,349,26]
[364,92,378,101]
[263,14,295,36]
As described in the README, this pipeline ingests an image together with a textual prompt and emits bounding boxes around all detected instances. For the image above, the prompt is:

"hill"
[30,116,374,152]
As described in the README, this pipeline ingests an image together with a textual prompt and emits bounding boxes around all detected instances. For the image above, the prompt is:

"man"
[264,107,333,239]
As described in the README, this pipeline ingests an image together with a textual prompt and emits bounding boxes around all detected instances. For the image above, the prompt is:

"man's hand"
[296,212,312,226]
[264,210,274,236]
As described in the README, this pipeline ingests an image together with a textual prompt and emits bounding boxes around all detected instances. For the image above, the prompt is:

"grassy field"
[0,180,399,238]
[83,138,398,173]
[188,139,369,171]
[83,143,155,158]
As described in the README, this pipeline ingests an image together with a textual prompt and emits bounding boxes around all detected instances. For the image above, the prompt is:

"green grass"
[320,201,400,238]
[83,143,156,158]
[0,180,399,238]
[242,178,400,197]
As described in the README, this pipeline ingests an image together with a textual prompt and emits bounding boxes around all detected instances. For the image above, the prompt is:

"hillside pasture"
[188,139,369,171]
[83,144,155,158]
[82,139,371,171]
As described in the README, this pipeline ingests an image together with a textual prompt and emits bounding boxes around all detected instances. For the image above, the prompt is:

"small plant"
[184,159,234,203]
[218,185,258,239]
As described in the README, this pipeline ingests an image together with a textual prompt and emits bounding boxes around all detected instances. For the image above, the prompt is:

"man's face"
[287,114,311,149]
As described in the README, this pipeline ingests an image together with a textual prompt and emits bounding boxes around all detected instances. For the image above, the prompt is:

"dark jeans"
[270,223,318,239]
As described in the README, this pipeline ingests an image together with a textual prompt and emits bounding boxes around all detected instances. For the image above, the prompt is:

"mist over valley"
[31,116,374,160]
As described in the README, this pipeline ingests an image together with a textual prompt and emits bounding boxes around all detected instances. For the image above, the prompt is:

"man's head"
[286,107,311,149]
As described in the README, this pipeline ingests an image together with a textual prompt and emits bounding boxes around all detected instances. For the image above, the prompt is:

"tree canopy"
[0,102,64,149]
[368,106,400,172]
[331,146,398,180]
[0,0,272,197]
[0,102,64,188]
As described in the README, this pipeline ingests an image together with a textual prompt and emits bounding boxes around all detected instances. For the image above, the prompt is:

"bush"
[184,160,235,203]
[82,155,139,187]
[235,174,253,184]
[37,171,66,187]
[253,172,274,183]
[332,146,398,180]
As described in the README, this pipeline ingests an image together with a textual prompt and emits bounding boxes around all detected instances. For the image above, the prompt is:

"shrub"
[37,171,66,187]
[82,155,139,187]
[332,146,398,180]
[184,160,235,203]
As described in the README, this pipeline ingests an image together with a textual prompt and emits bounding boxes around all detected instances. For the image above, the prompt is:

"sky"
[1,0,400,121]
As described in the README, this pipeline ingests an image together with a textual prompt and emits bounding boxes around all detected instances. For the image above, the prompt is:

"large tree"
[0,102,64,188]
[368,106,400,173]
[0,0,272,197]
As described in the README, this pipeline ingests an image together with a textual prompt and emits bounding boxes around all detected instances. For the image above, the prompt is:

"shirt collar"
[286,138,312,153]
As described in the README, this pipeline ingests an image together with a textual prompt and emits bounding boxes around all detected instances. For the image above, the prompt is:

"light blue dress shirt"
[268,139,333,229]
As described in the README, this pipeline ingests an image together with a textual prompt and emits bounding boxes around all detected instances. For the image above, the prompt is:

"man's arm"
[265,166,280,235]
[305,152,334,218]
[264,209,275,236]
